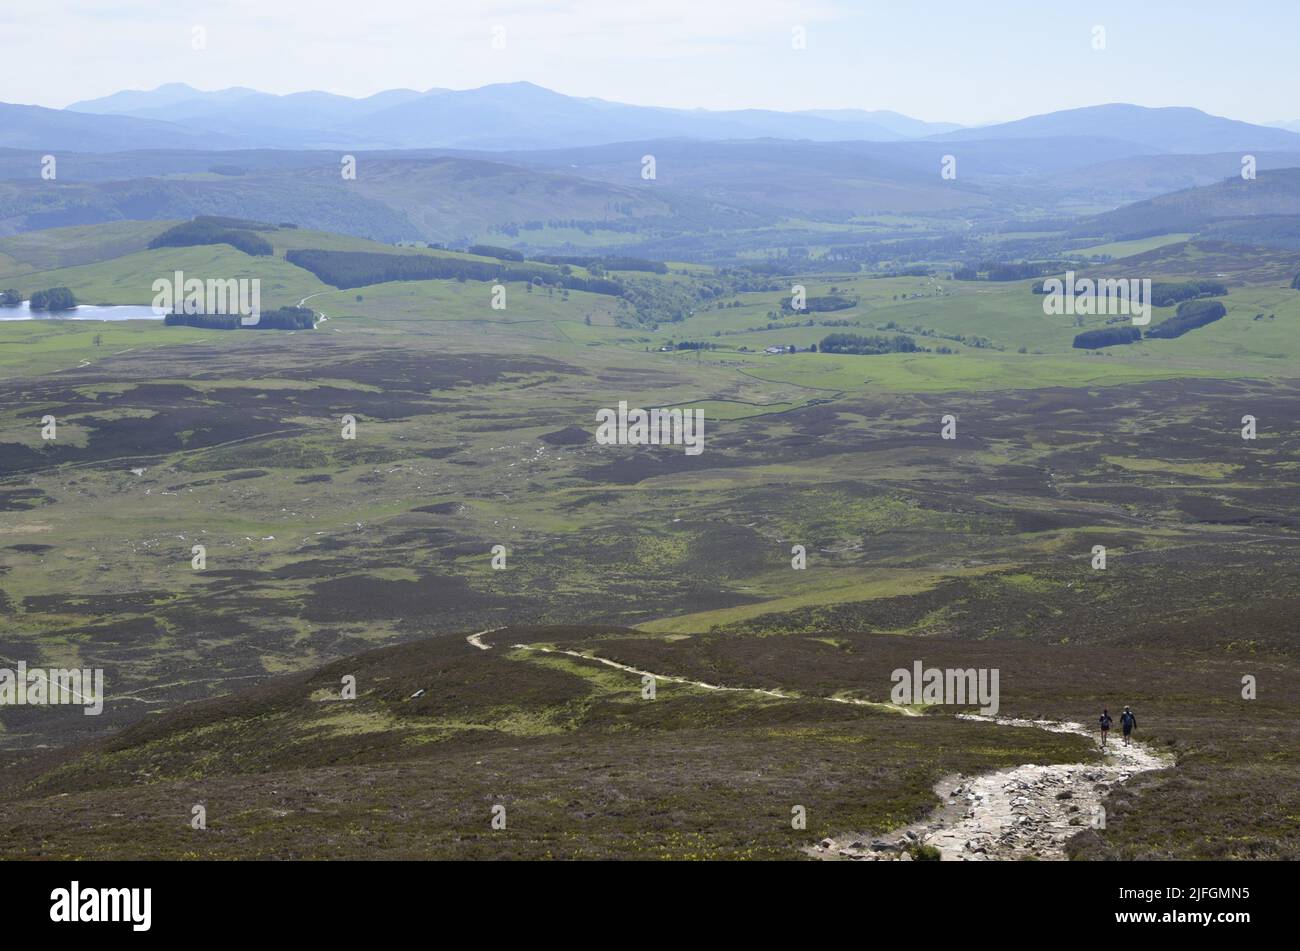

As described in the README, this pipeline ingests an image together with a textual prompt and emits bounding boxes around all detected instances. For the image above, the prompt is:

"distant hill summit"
[933,103,1300,154]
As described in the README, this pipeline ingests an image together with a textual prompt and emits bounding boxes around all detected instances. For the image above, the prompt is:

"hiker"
[1120,706,1137,747]
[1099,708,1113,748]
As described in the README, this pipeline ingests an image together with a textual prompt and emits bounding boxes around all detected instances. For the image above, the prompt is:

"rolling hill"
[0,102,238,152]
[1074,167,1300,239]
[935,104,1300,154]
[0,155,685,244]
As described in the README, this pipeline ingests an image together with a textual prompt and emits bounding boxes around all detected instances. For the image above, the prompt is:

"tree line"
[2,287,79,310]
[149,218,275,257]
[1072,326,1142,349]
[163,306,316,330]
[781,295,858,314]
[284,249,623,296]
[29,287,78,310]
[819,332,922,355]
[1033,278,1227,306]
[956,262,1048,282]
[1145,300,1227,339]
[534,254,668,274]
[1073,299,1228,348]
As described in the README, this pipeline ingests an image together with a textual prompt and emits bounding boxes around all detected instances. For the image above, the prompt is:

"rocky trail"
[813,716,1169,861]
[465,630,1170,861]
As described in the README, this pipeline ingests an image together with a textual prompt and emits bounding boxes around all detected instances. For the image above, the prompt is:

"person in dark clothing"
[1099,709,1113,748]
[1120,707,1137,747]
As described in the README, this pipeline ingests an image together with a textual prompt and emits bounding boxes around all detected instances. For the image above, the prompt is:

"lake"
[0,301,162,321]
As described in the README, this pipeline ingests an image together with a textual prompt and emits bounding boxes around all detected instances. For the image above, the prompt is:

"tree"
[29,287,77,311]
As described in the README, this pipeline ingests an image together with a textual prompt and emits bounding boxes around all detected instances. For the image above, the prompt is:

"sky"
[4,0,1298,125]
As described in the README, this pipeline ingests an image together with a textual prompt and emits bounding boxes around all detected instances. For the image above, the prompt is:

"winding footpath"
[814,715,1168,861]
[464,630,1170,861]
[468,634,915,715]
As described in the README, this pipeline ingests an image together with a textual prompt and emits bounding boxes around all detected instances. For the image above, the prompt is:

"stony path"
[465,628,503,651]
[813,716,1168,861]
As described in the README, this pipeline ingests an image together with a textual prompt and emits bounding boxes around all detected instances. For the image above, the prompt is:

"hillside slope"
[1076,167,1300,238]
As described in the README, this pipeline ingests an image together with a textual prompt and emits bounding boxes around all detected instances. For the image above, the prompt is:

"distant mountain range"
[5,84,1300,250]
[0,83,1287,155]
[58,82,960,151]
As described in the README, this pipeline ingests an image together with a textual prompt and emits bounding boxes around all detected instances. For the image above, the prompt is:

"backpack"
[1100,714,1112,729]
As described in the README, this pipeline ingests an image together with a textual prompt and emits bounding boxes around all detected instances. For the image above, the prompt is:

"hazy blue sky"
[7,0,1297,124]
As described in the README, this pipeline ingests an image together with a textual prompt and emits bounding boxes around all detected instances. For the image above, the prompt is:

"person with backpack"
[1120,707,1137,747]
[1099,708,1113,748]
